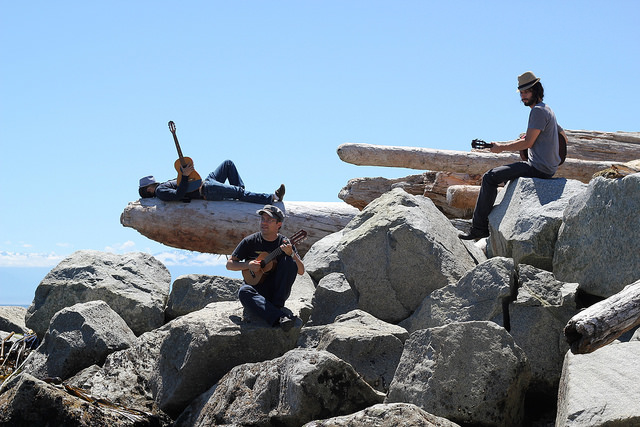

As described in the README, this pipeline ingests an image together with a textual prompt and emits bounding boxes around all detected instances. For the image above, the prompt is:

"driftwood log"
[337,143,626,184]
[564,280,640,354]
[120,199,359,256]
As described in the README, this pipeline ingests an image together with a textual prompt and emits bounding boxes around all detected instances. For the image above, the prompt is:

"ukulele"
[472,129,567,164]
[242,230,308,286]
[168,121,202,192]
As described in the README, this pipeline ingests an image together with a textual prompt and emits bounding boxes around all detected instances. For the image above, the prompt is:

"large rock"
[0,373,171,426]
[556,341,640,426]
[165,274,242,321]
[298,310,409,392]
[23,300,136,380]
[174,348,385,427]
[305,188,485,323]
[0,306,27,334]
[386,321,531,426]
[508,265,579,395]
[151,301,301,417]
[488,177,587,271]
[553,173,640,297]
[301,403,462,427]
[25,250,171,337]
[307,272,357,326]
[399,257,513,333]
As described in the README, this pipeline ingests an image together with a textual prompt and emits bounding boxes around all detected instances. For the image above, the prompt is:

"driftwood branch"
[564,279,640,354]
[337,143,627,183]
[120,199,358,256]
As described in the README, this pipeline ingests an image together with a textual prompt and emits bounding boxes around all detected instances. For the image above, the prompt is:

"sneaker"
[274,184,285,202]
[278,316,295,332]
[458,228,490,240]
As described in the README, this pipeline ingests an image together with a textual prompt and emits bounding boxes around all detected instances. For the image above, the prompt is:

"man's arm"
[490,128,541,153]
[280,242,305,275]
[226,255,263,274]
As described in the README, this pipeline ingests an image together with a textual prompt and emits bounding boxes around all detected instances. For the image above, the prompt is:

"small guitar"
[472,130,567,164]
[168,121,202,192]
[242,230,308,286]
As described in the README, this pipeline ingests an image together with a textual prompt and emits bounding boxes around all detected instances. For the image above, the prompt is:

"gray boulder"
[509,265,579,395]
[488,177,586,271]
[306,188,485,323]
[556,341,640,426]
[301,403,461,427]
[0,306,27,334]
[25,250,171,337]
[553,173,640,297]
[151,301,301,418]
[165,274,242,321]
[400,257,514,333]
[175,348,385,427]
[298,309,408,392]
[386,321,531,426]
[0,373,171,426]
[23,300,136,380]
[307,272,357,326]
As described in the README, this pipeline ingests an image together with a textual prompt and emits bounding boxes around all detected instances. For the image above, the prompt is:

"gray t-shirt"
[527,102,562,176]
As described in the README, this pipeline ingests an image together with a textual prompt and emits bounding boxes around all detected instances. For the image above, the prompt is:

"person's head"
[517,71,544,106]
[257,205,284,235]
[139,176,159,198]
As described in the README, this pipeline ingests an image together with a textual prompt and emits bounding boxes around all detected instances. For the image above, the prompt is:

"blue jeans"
[201,160,273,204]
[471,161,552,232]
[238,255,299,326]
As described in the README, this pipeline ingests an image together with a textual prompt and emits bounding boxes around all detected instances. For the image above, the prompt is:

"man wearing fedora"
[460,71,567,240]
[226,204,305,331]
[138,159,285,204]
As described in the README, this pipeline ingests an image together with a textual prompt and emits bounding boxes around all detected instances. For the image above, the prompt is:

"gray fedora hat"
[517,71,540,91]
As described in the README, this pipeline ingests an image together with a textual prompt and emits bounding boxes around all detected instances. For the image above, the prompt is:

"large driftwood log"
[120,199,359,256]
[564,279,640,354]
[337,143,626,183]
[564,130,640,162]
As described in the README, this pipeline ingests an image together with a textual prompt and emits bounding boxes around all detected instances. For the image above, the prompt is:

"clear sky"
[1,1,638,305]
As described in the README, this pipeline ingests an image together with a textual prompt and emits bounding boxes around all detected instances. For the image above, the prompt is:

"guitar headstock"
[471,139,494,149]
[168,121,176,133]
[290,230,308,246]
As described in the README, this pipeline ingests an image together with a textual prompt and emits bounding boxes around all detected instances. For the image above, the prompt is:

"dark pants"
[201,160,274,204]
[238,255,299,326]
[471,161,552,232]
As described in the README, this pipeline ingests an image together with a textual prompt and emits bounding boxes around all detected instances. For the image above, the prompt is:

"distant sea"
[0,265,242,307]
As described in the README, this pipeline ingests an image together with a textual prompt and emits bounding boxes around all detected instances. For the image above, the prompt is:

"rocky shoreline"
[1,172,639,426]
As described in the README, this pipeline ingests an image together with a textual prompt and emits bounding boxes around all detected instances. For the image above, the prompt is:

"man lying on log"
[460,71,568,240]
[138,159,285,204]
[226,205,305,331]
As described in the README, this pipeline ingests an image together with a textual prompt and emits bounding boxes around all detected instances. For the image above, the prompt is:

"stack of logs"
[337,130,640,218]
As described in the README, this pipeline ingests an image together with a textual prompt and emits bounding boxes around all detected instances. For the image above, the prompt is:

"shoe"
[278,316,295,332]
[274,184,285,202]
[459,228,490,240]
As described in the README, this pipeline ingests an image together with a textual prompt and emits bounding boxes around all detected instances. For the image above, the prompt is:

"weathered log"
[564,279,640,354]
[564,130,640,162]
[337,143,627,183]
[120,199,359,256]
[446,185,480,211]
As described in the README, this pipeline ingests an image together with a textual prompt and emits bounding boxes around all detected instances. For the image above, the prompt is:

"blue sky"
[1,1,638,305]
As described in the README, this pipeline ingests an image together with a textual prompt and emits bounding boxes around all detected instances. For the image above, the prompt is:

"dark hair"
[139,185,153,198]
[530,81,544,103]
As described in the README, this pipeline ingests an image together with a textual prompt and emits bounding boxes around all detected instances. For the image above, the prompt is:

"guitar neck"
[260,247,284,268]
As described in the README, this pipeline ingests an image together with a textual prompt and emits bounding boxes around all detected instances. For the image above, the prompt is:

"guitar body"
[242,252,276,286]
[174,157,202,187]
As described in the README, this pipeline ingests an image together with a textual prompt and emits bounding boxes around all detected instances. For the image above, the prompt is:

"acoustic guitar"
[168,121,202,192]
[242,230,308,286]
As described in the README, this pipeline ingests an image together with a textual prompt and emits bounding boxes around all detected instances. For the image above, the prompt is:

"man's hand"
[180,163,195,176]
[281,242,294,256]
[248,259,263,272]
[489,143,504,154]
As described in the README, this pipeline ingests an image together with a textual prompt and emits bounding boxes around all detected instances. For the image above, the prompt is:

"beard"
[522,96,537,106]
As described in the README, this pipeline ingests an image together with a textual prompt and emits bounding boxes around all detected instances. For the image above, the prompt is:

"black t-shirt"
[232,232,288,262]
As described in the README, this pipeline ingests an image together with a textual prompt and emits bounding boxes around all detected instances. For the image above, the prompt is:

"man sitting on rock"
[460,71,567,240]
[226,205,305,331]
[139,159,284,204]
